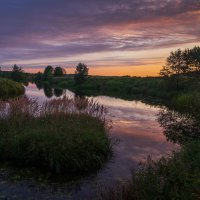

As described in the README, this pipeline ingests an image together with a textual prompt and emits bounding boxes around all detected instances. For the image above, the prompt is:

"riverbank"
[97,141,200,200]
[36,75,200,115]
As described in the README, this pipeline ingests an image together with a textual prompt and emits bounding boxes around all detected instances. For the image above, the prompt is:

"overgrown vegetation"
[0,96,111,174]
[0,78,25,99]
[97,141,200,200]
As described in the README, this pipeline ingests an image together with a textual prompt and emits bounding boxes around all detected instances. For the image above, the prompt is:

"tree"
[54,66,66,76]
[160,49,190,77]
[185,46,200,73]
[74,63,89,84]
[159,49,190,88]
[43,65,54,81]
[11,64,26,82]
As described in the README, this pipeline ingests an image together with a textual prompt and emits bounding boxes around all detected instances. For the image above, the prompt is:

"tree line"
[0,63,89,85]
[35,63,89,84]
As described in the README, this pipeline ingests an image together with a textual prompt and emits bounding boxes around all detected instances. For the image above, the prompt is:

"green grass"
[0,97,111,174]
[0,78,25,99]
[172,93,200,119]
[97,141,200,200]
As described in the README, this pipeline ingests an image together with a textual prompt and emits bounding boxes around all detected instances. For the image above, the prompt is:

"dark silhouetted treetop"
[160,46,200,78]
[54,66,66,76]
[74,63,89,84]
[43,65,54,81]
[11,64,26,82]
[160,49,190,77]
[185,46,200,72]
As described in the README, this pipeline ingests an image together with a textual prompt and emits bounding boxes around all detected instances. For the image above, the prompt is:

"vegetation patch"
[97,141,200,200]
[0,78,25,99]
[0,97,111,174]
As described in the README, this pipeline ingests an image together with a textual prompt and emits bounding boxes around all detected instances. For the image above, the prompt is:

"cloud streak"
[0,0,200,75]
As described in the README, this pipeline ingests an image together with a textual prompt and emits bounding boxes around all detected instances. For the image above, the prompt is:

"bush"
[172,93,200,119]
[0,78,25,99]
[0,96,111,174]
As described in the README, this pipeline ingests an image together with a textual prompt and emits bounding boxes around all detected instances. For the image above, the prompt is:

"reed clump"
[0,96,111,174]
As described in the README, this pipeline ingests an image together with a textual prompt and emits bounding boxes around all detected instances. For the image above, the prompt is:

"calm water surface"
[0,84,176,200]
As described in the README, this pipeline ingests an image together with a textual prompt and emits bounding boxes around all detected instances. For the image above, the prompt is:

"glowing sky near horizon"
[0,0,200,76]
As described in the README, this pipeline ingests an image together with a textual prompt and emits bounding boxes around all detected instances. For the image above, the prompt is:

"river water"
[0,84,176,200]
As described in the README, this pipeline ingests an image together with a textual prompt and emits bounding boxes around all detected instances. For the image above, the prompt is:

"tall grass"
[0,96,111,174]
[97,141,200,200]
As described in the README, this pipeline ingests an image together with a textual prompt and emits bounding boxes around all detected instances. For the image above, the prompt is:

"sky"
[0,0,200,76]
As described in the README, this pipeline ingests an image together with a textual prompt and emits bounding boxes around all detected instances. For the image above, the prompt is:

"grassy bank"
[51,76,170,100]
[41,76,200,115]
[0,78,25,99]
[0,97,111,174]
[41,75,192,101]
[97,141,200,200]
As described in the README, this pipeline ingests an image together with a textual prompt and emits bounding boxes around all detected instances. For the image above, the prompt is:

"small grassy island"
[0,96,111,174]
[0,78,25,99]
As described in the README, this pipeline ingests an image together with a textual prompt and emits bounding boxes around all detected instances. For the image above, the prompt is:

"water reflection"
[34,82,65,98]
[43,84,54,98]
[54,88,64,97]
[157,109,200,144]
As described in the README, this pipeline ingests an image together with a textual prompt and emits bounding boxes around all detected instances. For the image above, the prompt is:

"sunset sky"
[0,0,200,76]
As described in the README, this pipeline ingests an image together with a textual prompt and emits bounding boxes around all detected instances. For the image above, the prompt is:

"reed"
[0,96,111,174]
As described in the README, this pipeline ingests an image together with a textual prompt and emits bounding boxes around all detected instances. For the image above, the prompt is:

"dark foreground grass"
[0,78,25,99]
[97,141,200,200]
[0,96,111,174]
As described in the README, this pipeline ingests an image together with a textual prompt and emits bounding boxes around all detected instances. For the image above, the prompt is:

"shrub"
[0,78,25,99]
[0,96,111,174]
[172,93,200,119]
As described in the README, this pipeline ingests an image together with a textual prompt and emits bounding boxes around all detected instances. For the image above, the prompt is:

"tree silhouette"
[185,46,200,73]
[74,63,89,84]
[11,64,26,82]
[43,66,54,81]
[54,66,66,76]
